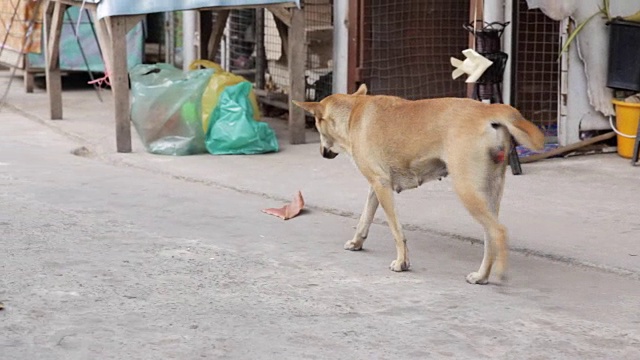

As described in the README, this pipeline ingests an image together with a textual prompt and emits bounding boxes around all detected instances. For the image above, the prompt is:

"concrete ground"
[1,71,640,359]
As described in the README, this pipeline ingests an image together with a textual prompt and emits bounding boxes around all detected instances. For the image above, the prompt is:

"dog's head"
[292,84,368,159]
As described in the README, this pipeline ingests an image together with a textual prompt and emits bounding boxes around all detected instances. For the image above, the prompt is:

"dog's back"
[348,95,543,173]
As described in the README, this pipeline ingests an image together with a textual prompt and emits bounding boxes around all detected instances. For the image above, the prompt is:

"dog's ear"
[353,83,368,96]
[292,100,325,117]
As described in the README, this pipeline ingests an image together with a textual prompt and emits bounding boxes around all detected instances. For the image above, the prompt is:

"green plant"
[557,0,640,61]
[557,0,612,61]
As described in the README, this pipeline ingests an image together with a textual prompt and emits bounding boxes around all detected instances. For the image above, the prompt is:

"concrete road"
[1,112,639,359]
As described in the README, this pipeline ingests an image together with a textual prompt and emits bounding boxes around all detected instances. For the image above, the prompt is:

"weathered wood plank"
[44,1,67,119]
[106,16,132,153]
[266,5,291,27]
[206,10,230,60]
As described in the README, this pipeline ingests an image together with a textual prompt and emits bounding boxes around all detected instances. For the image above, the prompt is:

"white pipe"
[483,0,504,22]
[182,10,198,71]
[332,0,349,94]
[483,0,511,104]
[222,20,231,71]
[502,0,514,105]
[559,17,570,145]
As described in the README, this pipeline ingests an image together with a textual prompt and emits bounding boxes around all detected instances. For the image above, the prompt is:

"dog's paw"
[344,239,363,251]
[466,272,489,285]
[389,259,410,272]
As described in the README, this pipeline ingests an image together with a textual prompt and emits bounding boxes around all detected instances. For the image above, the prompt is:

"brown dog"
[293,84,544,284]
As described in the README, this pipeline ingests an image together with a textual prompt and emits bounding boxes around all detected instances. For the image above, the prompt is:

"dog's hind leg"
[345,186,379,251]
[450,169,508,284]
[484,166,508,281]
[370,182,410,272]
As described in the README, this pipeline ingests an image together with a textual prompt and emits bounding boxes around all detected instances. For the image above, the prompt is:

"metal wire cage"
[204,1,333,104]
[359,0,470,100]
[513,0,560,132]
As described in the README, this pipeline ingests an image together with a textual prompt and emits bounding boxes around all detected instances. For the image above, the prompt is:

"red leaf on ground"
[262,191,305,220]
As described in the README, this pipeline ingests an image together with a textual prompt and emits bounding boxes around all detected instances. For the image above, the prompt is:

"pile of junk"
[129,60,279,156]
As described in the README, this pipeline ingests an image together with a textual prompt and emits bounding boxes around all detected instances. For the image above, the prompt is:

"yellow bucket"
[611,99,640,158]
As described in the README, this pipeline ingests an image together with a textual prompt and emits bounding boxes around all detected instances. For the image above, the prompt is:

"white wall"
[483,0,512,105]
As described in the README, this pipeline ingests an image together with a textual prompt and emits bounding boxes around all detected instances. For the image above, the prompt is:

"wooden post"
[44,1,66,120]
[207,10,230,60]
[198,10,213,60]
[107,17,132,153]
[23,71,35,93]
[255,8,266,90]
[23,48,34,93]
[288,6,306,144]
[347,0,359,93]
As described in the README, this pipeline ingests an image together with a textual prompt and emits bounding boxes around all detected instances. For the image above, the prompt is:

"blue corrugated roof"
[68,0,300,19]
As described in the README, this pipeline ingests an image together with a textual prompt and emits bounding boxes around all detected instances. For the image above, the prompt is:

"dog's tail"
[492,109,545,151]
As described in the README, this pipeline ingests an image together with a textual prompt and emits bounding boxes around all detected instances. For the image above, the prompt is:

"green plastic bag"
[129,63,213,156]
[189,59,262,133]
[205,81,279,155]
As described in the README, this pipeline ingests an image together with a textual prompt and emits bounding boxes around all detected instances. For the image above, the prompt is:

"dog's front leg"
[345,186,379,251]
[371,182,410,272]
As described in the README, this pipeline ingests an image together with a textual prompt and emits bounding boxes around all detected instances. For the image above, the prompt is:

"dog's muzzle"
[321,146,339,159]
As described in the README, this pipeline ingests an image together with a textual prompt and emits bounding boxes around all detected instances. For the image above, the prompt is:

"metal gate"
[511,0,560,133]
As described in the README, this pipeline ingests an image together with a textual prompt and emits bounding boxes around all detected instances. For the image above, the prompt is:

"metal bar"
[182,10,197,70]
[85,9,105,64]
[64,7,103,101]
[164,12,175,65]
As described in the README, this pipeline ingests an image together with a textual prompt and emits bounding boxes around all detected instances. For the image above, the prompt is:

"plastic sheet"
[205,81,279,155]
[130,63,213,155]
